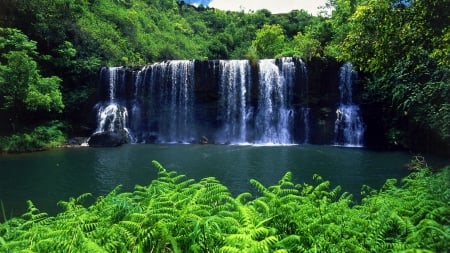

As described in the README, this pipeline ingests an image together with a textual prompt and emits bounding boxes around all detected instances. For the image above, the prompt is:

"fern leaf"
[250,179,269,195]
[236,192,252,204]
[220,245,242,253]
[152,160,165,172]
[251,199,270,216]
[258,235,278,248]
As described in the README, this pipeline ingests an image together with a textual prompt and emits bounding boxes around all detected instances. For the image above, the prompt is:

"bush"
[0,121,66,152]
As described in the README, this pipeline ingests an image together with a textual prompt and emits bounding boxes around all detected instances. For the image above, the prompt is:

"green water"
[0,144,447,216]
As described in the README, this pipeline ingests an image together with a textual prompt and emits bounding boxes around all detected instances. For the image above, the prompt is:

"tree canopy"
[0,28,63,120]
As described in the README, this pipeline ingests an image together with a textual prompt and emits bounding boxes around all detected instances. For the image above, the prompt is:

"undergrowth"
[0,121,66,153]
[0,160,448,252]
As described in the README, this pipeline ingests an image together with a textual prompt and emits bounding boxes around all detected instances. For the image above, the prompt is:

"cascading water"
[334,63,364,147]
[291,58,311,144]
[93,67,130,138]
[132,60,196,143]
[89,58,320,146]
[254,59,294,144]
[154,61,195,143]
[217,60,251,144]
[300,107,310,144]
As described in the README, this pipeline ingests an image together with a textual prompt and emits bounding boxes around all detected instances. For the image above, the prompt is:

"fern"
[0,160,447,252]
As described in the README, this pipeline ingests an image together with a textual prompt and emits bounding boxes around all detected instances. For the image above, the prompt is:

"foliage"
[0,28,64,134]
[251,24,287,59]
[288,31,322,60]
[0,0,321,140]
[0,0,449,153]
[333,0,450,150]
[0,121,67,152]
[0,160,448,252]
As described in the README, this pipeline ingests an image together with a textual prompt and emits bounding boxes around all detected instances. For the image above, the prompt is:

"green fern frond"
[339,191,353,202]
[380,178,398,192]
[226,233,251,242]
[220,245,242,253]
[250,179,271,196]
[276,235,300,249]
[237,205,255,228]
[312,180,331,194]
[273,249,288,253]
[415,218,450,238]
[152,160,165,173]
[250,226,270,239]
[279,171,293,184]
[75,192,93,205]
[119,220,141,234]
[82,239,108,253]
[251,199,270,216]
[327,185,342,200]
[312,174,324,182]
[175,178,196,191]
[258,235,278,248]
[236,192,252,204]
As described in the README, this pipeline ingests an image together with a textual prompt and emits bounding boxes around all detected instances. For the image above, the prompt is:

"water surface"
[1,145,446,216]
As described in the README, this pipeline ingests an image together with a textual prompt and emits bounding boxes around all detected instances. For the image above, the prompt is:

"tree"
[251,24,287,58]
[324,0,363,57]
[0,28,64,130]
[291,31,322,59]
[338,0,450,152]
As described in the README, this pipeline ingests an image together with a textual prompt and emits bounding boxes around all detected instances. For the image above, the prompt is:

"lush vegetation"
[334,0,450,153]
[0,160,448,252]
[0,28,66,152]
[0,0,449,154]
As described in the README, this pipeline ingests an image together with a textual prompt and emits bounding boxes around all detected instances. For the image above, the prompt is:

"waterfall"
[89,58,345,146]
[159,60,196,143]
[217,60,251,144]
[301,107,310,144]
[254,59,294,144]
[334,63,364,147]
[137,60,196,143]
[294,59,310,144]
[95,103,129,133]
[93,67,131,138]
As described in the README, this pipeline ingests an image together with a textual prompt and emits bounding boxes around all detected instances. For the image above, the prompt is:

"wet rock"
[88,130,130,147]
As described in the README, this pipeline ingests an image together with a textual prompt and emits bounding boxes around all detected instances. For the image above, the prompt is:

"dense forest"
[0,0,449,155]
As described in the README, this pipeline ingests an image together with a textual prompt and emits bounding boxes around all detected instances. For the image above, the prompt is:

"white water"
[217,60,251,143]
[92,59,311,145]
[94,67,130,137]
[254,59,294,144]
[334,63,364,147]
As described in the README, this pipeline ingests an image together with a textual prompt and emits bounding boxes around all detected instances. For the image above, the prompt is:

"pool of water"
[0,144,447,216]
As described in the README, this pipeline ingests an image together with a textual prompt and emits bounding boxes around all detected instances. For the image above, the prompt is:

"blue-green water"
[0,144,447,216]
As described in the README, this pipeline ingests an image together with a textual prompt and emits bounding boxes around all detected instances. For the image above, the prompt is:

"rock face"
[88,130,130,147]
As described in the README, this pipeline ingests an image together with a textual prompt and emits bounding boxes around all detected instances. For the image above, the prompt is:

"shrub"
[1,121,66,152]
